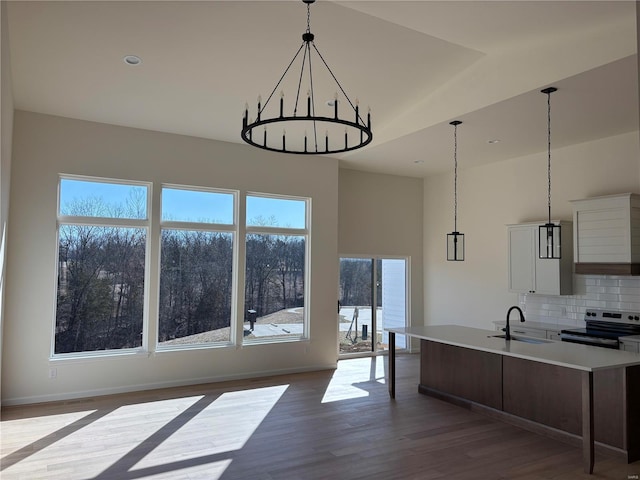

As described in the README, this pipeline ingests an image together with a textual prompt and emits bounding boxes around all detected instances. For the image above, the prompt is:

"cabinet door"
[508,226,535,293]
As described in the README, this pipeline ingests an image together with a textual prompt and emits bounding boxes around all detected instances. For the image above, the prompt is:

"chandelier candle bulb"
[282,129,286,151]
[280,91,284,118]
[325,131,329,152]
[304,131,308,153]
[257,96,262,121]
[263,127,267,147]
[367,107,371,129]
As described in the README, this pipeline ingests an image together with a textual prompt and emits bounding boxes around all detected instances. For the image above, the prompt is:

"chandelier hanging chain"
[293,43,309,117]
[311,44,364,126]
[259,43,305,117]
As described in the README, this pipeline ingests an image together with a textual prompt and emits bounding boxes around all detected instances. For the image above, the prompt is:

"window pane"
[244,234,305,341]
[56,225,146,353]
[339,258,373,355]
[246,196,306,228]
[158,230,233,346]
[60,179,147,220]
[162,188,234,224]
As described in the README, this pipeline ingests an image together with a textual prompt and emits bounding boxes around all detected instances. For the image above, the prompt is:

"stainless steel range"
[560,309,640,349]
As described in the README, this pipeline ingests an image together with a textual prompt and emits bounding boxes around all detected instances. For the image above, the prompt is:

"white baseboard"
[2,363,338,406]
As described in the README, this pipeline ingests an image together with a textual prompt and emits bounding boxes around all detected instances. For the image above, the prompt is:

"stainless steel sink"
[489,334,551,344]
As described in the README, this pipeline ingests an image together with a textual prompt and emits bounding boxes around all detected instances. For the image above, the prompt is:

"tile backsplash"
[520,275,640,327]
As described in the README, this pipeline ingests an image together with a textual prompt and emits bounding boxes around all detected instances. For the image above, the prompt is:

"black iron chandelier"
[539,87,561,259]
[447,120,464,261]
[241,0,372,155]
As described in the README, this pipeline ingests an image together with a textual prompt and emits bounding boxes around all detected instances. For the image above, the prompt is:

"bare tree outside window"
[157,186,236,347]
[243,194,308,341]
[55,180,148,354]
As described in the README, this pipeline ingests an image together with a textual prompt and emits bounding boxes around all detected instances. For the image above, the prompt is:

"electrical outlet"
[49,367,57,379]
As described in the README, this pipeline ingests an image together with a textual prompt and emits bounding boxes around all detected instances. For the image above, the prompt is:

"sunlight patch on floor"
[130,385,288,474]
[321,356,387,403]
[1,409,97,458]
[2,384,290,480]
[1,396,204,480]
[136,459,233,480]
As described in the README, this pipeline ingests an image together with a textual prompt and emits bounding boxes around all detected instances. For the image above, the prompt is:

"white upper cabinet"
[571,193,640,275]
[507,222,573,295]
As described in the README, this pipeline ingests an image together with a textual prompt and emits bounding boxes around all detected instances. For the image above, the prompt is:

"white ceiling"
[6,0,639,177]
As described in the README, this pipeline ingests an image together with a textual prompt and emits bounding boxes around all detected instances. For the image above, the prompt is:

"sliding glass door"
[338,256,407,356]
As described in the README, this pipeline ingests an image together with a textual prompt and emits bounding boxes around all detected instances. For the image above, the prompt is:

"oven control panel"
[585,309,640,324]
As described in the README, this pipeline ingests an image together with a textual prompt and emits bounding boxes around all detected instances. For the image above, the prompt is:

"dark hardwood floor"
[2,353,639,479]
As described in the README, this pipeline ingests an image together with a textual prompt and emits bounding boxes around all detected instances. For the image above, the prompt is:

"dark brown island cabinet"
[386,325,640,475]
[419,341,640,461]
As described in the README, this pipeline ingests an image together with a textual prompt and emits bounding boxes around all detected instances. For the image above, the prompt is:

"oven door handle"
[560,333,619,347]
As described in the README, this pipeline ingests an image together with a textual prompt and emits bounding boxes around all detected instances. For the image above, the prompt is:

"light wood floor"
[2,354,639,480]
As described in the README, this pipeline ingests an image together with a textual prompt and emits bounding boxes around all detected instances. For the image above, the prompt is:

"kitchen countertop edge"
[387,325,640,372]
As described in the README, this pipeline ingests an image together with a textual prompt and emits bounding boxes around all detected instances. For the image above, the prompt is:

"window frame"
[51,177,313,358]
[156,184,239,351]
[243,192,311,344]
[53,174,152,358]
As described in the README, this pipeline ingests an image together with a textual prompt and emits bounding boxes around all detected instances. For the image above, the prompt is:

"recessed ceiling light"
[123,55,142,66]
[414,160,425,164]
[487,139,501,144]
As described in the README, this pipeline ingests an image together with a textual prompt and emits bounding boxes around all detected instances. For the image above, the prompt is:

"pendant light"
[447,120,464,261]
[539,87,561,259]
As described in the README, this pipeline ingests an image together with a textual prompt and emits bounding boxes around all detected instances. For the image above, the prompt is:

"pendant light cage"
[447,120,464,261]
[241,0,372,155]
[538,87,561,259]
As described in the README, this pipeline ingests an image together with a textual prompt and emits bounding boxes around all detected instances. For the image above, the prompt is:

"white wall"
[338,168,423,347]
[0,1,15,407]
[3,111,339,405]
[424,131,640,329]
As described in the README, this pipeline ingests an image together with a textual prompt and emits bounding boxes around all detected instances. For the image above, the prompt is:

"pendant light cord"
[453,122,458,232]
[546,90,552,224]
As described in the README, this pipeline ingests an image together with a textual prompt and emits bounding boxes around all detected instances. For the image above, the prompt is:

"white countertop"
[387,325,640,372]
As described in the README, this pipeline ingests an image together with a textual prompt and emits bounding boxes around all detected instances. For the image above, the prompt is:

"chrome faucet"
[504,306,526,340]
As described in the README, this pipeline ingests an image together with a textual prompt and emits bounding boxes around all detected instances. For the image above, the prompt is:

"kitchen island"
[386,325,640,474]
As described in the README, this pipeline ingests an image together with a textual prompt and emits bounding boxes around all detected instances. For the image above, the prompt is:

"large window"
[244,195,308,342]
[54,177,309,356]
[55,177,149,354]
[158,187,236,347]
